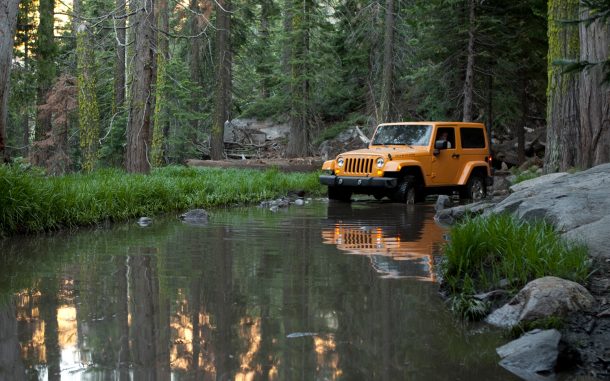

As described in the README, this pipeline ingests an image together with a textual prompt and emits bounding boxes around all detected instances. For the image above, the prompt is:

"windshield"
[371,124,433,146]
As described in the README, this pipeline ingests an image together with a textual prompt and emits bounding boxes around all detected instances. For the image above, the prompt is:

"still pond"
[0,200,518,380]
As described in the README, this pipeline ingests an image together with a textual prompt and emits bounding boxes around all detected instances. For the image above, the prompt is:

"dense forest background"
[0,0,608,174]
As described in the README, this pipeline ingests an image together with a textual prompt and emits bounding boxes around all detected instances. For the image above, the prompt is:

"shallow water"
[0,200,518,380]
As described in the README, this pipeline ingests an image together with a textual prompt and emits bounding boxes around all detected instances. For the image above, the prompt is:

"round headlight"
[337,158,345,167]
[376,157,384,168]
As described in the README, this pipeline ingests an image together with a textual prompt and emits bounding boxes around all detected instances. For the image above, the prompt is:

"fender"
[322,160,335,171]
[458,161,490,185]
[383,160,424,174]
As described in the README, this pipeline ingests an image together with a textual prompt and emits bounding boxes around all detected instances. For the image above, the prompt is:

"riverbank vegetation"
[441,214,590,318]
[0,164,324,236]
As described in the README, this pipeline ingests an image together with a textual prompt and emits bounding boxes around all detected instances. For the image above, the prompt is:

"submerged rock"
[486,277,594,328]
[137,217,152,227]
[496,329,561,381]
[179,209,209,225]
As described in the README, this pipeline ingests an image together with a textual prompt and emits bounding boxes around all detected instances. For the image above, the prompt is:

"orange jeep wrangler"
[319,122,493,203]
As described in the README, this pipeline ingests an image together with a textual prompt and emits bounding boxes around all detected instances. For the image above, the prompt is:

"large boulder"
[318,127,372,161]
[488,163,610,258]
[496,329,561,381]
[486,277,594,328]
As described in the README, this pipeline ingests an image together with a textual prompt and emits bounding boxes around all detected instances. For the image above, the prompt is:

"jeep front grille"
[344,157,374,176]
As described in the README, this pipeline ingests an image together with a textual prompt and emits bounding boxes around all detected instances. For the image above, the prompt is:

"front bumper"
[319,175,398,188]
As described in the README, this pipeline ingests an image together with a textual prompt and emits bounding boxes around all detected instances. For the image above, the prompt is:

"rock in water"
[496,329,561,381]
[137,217,152,227]
[179,209,209,225]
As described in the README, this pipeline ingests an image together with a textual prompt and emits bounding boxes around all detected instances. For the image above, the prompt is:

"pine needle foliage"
[0,164,324,236]
[442,214,590,294]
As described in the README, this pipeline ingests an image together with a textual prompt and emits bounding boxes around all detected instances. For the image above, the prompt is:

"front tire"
[328,186,352,202]
[392,176,418,204]
[464,176,486,202]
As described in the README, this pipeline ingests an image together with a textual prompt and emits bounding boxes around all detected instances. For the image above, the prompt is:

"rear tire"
[328,187,352,202]
[463,176,486,202]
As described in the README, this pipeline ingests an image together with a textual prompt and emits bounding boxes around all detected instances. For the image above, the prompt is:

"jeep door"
[430,126,460,185]
[456,126,489,181]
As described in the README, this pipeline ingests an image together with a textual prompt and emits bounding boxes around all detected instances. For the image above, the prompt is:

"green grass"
[510,166,541,184]
[442,214,590,295]
[0,164,325,236]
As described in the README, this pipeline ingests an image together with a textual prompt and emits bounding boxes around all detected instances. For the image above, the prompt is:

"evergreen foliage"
[2,0,604,170]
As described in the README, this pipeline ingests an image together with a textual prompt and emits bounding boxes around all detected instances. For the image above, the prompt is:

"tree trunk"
[210,0,232,160]
[0,0,20,161]
[76,23,101,172]
[22,0,31,155]
[577,7,610,169]
[379,0,394,123]
[286,0,312,158]
[258,0,272,98]
[125,0,156,173]
[35,0,56,142]
[518,77,527,165]
[151,0,169,166]
[545,0,580,173]
[114,0,127,111]
[188,0,202,148]
[462,0,475,122]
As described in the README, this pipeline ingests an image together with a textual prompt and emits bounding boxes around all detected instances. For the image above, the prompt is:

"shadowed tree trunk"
[462,0,475,122]
[76,23,101,172]
[188,0,202,151]
[114,0,127,111]
[379,0,394,123]
[211,0,232,160]
[125,0,156,173]
[151,0,169,166]
[286,0,313,158]
[545,0,580,173]
[0,0,20,161]
[577,7,610,169]
[35,0,56,143]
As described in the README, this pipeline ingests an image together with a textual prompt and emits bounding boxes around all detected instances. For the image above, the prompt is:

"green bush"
[442,214,590,294]
[0,165,325,236]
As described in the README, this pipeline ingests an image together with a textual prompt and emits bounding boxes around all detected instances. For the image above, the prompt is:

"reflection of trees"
[3,204,510,380]
[39,278,61,381]
[0,298,26,380]
[129,252,170,380]
[115,255,130,381]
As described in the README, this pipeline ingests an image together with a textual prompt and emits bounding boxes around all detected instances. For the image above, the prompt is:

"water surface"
[0,200,517,380]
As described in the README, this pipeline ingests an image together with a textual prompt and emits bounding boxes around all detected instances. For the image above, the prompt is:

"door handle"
[452,153,460,159]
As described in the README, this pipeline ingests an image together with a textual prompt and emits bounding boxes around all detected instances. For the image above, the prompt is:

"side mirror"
[435,140,448,150]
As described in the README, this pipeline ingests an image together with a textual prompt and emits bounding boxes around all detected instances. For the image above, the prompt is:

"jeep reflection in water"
[319,122,493,203]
